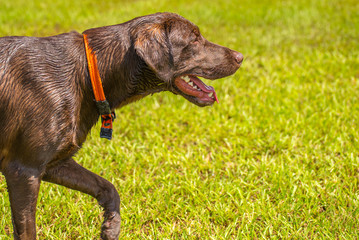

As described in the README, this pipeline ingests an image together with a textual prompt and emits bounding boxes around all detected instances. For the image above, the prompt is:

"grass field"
[1,0,359,239]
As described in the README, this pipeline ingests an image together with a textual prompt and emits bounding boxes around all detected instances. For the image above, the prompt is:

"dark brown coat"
[0,12,243,240]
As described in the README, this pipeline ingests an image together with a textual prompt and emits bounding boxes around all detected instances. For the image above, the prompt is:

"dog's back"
[0,32,86,165]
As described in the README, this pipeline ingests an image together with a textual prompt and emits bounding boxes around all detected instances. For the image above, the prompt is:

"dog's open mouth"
[174,75,218,106]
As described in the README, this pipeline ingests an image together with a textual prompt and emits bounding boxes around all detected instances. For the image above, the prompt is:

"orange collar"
[83,34,115,140]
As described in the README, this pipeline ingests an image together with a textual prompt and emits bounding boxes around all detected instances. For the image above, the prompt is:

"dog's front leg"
[3,161,41,240]
[42,158,121,240]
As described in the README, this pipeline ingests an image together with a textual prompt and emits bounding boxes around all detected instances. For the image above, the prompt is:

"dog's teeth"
[208,92,213,97]
[194,86,199,90]
[182,76,190,82]
[188,81,193,86]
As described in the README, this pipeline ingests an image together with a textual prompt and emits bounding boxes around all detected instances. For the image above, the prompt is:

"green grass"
[1,0,359,238]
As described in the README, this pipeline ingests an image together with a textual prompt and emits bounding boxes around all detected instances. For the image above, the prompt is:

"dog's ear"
[133,24,173,81]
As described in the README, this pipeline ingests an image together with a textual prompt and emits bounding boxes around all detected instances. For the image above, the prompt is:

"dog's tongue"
[174,75,219,103]
[189,76,219,103]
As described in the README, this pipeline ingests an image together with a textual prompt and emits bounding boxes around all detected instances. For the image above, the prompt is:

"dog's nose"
[233,51,244,65]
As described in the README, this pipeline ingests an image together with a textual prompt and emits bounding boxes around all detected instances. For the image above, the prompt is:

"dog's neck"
[83,26,166,109]
[76,26,166,142]
[99,45,165,109]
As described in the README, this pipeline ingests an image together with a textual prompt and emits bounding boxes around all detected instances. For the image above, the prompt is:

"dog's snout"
[233,51,244,65]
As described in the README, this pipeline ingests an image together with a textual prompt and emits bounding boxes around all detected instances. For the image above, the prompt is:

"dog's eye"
[192,35,201,44]
[190,28,202,44]
[192,39,200,44]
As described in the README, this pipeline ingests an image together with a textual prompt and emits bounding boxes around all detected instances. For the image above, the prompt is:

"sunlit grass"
[1,0,359,238]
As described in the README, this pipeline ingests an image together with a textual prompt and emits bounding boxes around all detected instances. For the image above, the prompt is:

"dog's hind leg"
[43,158,121,240]
[3,162,41,240]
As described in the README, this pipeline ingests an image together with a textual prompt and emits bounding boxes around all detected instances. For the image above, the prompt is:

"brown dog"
[0,12,243,239]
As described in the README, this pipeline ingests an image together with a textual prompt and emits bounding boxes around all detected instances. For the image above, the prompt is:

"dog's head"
[131,12,243,107]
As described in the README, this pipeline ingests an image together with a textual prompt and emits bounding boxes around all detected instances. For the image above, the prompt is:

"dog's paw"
[100,211,121,240]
